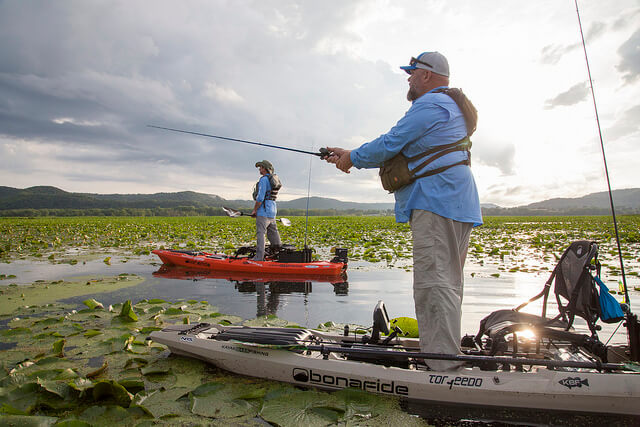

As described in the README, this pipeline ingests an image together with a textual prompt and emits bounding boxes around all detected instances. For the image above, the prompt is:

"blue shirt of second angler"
[255,175,277,218]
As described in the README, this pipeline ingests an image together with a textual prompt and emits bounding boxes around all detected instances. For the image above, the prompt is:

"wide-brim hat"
[255,160,274,173]
[400,51,449,77]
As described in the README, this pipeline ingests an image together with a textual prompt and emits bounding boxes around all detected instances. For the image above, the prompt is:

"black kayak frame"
[303,344,627,372]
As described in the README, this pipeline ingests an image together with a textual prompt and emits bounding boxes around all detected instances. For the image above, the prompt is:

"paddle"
[222,206,292,226]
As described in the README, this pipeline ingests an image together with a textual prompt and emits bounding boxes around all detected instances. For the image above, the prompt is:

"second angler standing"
[325,51,482,371]
[251,160,282,261]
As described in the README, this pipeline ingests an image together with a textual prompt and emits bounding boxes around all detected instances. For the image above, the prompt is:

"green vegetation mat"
[1,215,638,275]
[1,215,639,424]
[0,294,428,426]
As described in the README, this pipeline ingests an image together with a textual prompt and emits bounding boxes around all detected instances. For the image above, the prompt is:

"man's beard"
[407,86,422,102]
[407,87,418,102]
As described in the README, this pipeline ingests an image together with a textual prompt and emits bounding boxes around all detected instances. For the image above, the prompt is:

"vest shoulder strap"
[433,87,478,136]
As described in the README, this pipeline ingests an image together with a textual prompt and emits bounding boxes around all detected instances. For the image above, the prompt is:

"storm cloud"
[1,0,639,208]
[618,29,640,84]
[544,82,589,109]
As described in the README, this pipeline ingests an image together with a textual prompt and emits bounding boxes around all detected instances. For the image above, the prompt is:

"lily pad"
[259,389,344,426]
[132,387,190,418]
[189,382,264,419]
[140,365,170,376]
[0,415,58,426]
[116,300,138,323]
[77,405,149,425]
[243,315,296,328]
[89,380,133,407]
[54,420,92,427]
[52,339,65,357]
[82,299,104,310]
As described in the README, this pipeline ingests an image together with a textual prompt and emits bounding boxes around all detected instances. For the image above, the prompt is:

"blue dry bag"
[594,276,625,323]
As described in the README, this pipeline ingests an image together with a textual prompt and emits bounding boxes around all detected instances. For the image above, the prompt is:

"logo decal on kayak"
[293,368,309,382]
[558,377,589,389]
[221,344,269,357]
[429,374,484,390]
[291,368,408,396]
[179,336,193,342]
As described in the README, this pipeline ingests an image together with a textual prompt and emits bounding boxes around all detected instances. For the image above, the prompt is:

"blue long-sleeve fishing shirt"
[350,86,483,226]
[255,175,277,218]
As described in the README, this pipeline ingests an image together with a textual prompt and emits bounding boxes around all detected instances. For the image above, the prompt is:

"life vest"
[379,87,477,193]
[252,174,282,201]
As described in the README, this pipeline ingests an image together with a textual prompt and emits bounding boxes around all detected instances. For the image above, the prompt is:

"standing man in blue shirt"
[326,51,482,371]
[251,160,282,261]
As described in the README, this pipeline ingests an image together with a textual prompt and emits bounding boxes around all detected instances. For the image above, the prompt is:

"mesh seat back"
[476,240,603,349]
[553,241,600,330]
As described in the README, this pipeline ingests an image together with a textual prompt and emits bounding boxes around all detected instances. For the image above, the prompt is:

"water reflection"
[153,265,349,319]
[4,257,630,344]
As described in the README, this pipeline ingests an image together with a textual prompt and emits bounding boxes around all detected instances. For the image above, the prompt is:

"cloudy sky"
[1,0,638,207]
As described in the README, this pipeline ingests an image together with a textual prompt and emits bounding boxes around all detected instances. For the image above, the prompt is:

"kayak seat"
[215,327,313,346]
[475,241,609,361]
[233,244,296,260]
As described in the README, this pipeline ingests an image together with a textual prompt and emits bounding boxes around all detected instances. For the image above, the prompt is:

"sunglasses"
[409,57,433,69]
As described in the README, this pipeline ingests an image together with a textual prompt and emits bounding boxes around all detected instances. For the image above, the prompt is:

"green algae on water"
[0,275,144,315]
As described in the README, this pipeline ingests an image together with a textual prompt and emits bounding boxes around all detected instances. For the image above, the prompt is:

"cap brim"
[400,65,417,74]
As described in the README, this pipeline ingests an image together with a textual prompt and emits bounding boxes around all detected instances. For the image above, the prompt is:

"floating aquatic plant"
[1,216,638,278]
[0,293,428,425]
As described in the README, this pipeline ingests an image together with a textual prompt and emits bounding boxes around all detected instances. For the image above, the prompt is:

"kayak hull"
[152,264,347,284]
[152,249,346,276]
[150,324,640,417]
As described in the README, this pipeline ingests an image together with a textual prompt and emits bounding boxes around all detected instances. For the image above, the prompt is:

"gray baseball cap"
[255,160,274,173]
[400,51,449,77]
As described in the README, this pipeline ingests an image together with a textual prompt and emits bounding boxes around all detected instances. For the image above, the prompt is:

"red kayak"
[152,248,347,276]
[152,264,347,284]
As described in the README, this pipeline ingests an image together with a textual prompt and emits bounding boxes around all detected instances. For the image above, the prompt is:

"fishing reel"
[318,147,333,159]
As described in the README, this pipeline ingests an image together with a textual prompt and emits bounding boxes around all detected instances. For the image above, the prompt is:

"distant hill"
[279,196,394,211]
[0,186,393,215]
[0,186,639,216]
[482,188,640,216]
[525,189,640,210]
[0,186,224,210]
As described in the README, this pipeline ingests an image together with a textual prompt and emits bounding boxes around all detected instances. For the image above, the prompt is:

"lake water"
[2,253,637,426]
[1,253,629,344]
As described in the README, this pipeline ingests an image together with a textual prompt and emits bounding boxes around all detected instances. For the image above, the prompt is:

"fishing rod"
[304,344,625,371]
[222,206,292,226]
[148,125,331,158]
[574,0,630,306]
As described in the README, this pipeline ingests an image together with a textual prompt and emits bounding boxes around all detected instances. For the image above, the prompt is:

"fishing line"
[575,0,630,305]
[304,143,313,249]
[605,321,625,346]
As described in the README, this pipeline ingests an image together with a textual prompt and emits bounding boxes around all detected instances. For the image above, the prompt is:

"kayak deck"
[150,321,640,417]
[152,249,347,276]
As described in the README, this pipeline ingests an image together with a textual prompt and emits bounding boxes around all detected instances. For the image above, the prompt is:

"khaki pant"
[410,209,473,371]
[255,216,281,261]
